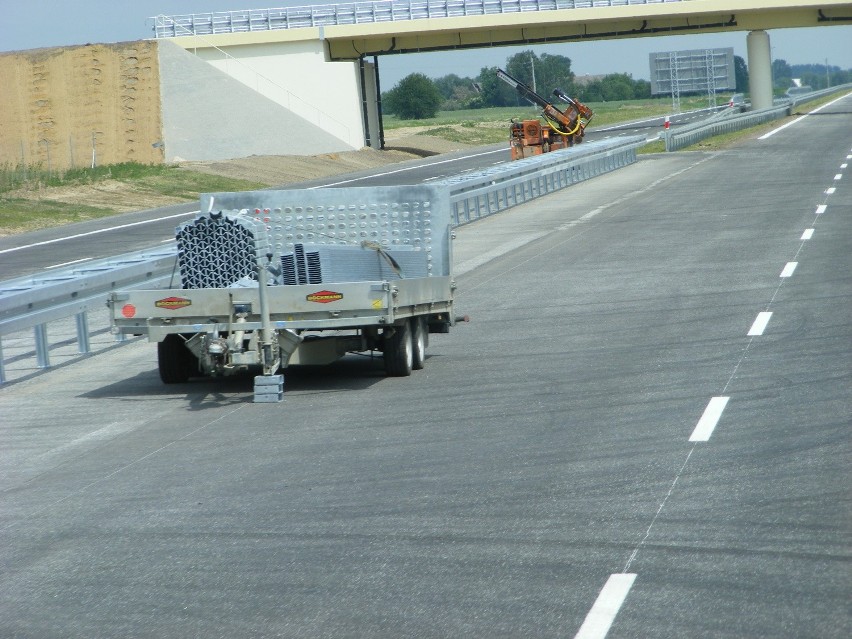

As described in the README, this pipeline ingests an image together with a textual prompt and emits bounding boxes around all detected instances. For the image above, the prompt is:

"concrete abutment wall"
[0,37,375,170]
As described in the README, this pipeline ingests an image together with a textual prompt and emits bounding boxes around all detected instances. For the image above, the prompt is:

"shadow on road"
[78,353,394,407]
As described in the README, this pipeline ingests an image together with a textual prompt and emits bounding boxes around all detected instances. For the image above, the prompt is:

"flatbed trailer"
[109,185,460,400]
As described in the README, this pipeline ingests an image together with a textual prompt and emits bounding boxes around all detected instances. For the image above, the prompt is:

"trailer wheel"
[384,322,413,377]
[157,334,197,384]
[412,317,427,370]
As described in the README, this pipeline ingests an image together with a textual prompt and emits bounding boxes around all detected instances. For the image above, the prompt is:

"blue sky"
[1,1,850,88]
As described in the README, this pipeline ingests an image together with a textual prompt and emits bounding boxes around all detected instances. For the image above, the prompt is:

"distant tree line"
[382,49,852,119]
[382,50,652,119]
[771,59,852,93]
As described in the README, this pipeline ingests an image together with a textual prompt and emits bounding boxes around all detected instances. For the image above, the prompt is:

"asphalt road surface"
[0,113,664,281]
[0,96,849,637]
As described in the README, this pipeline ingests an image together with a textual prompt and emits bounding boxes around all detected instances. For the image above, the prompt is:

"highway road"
[1,97,849,637]
[0,110,693,281]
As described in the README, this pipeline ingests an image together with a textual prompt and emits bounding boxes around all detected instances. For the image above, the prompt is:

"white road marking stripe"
[45,257,93,270]
[574,574,637,639]
[310,148,504,188]
[748,311,773,336]
[801,228,814,240]
[454,233,544,275]
[842,164,848,169]
[689,396,730,442]
[780,262,798,278]
[816,204,827,215]
[834,174,843,180]
[758,94,849,139]
[0,211,196,255]
[826,187,836,195]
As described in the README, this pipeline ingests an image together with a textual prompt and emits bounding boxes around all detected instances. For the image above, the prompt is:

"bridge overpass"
[154,0,852,158]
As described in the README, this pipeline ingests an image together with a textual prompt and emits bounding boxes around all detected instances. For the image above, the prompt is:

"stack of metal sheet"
[281,243,429,284]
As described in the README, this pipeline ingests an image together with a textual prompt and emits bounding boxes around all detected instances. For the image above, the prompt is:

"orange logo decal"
[155,296,192,310]
[306,290,343,304]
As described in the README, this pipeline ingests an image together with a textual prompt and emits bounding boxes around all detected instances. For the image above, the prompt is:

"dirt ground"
[7,130,477,215]
[178,131,473,185]
[0,42,163,171]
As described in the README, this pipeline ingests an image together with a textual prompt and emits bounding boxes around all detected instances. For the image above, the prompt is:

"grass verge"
[0,163,265,235]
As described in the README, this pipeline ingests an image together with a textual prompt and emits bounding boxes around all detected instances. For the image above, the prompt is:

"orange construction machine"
[497,68,593,160]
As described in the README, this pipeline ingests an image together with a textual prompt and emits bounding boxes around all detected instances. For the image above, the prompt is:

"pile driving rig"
[497,68,593,160]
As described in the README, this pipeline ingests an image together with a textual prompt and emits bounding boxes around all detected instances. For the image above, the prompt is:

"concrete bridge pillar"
[747,30,773,110]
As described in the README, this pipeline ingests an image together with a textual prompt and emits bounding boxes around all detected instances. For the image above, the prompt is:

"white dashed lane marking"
[574,574,637,639]
[780,262,798,278]
[748,311,773,337]
[689,396,730,442]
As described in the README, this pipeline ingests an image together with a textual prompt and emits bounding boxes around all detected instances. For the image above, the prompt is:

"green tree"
[383,73,443,119]
[576,79,603,103]
[632,78,652,99]
[504,50,575,99]
[433,73,479,110]
[734,55,749,92]
[600,73,635,101]
[475,66,520,107]
[772,58,793,90]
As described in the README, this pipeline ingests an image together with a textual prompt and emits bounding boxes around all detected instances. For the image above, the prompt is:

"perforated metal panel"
[200,185,451,279]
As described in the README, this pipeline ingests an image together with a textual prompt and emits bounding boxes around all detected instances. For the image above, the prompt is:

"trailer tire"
[157,334,197,384]
[384,322,413,377]
[412,317,427,370]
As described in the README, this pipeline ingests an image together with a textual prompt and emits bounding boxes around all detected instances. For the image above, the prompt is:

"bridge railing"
[151,0,698,37]
[0,135,644,383]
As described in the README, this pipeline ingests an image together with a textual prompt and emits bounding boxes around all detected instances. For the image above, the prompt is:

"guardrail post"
[75,312,91,354]
[0,340,5,384]
[35,323,50,368]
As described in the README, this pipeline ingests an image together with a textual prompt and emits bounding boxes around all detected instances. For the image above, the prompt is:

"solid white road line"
[816,205,827,215]
[45,257,93,270]
[801,228,814,240]
[310,147,504,188]
[574,574,637,639]
[759,93,850,139]
[748,311,773,337]
[689,396,730,442]
[780,262,798,278]
[0,211,196,256]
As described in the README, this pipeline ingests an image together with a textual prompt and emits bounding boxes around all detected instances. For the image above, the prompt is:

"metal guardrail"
[0,135,643,383]
[664,84,852,151]
[444,136,642,225]
[151,0,699,37]
[786,84,852,108]
[0,246,179,380]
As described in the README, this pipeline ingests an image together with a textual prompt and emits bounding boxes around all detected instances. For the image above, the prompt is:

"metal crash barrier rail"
[0,135,644,383]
